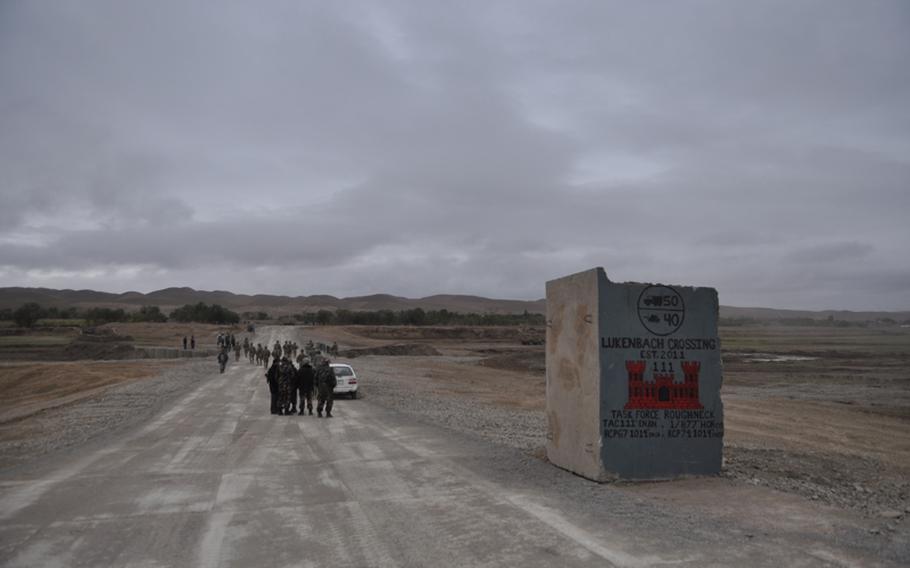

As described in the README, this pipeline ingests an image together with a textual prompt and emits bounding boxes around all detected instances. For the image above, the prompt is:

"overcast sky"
[1,1,908,310]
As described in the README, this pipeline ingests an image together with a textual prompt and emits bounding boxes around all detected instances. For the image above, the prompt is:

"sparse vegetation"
[718,316,882,328]
[1,303,173,327]
[132,305,168,323]
[295,308,546,326]
[241,311,270,320]
[12,302,43,328]
[169,302,240,324]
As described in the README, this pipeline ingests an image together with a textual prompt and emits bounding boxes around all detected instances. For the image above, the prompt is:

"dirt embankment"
[0,361,174,425]
[0,323,236,362]
[341,343,442,358]
[344,325,544,343]
[0,360,209,471]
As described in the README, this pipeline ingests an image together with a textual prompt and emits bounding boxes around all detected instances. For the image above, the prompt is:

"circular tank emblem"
[637,285,685,336]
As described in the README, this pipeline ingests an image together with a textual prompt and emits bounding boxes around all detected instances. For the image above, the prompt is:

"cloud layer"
[1,1,908,309]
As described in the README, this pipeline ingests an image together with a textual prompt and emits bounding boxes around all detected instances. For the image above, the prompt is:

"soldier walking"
[296,358,315,415]
[217,348,229,373]
[278,358,296,415]
[272,341,281,364]
[266,358,280,415]
[315,359,336,418]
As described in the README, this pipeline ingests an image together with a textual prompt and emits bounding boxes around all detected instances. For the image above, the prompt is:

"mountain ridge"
[0,286,906,321]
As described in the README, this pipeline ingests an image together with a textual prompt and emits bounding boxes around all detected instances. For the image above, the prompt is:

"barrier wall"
[546,268,724,480]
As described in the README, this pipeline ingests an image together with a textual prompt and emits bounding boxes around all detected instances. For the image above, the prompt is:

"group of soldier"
[212,337,339,417]
[216,332,236,350]
[236,337,338,370]
[265,353,337,417]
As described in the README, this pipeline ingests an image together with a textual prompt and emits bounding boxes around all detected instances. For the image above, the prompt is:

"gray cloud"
[0,0,908,310]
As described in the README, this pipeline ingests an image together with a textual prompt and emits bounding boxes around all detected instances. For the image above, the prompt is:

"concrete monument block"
[546,268,724,480]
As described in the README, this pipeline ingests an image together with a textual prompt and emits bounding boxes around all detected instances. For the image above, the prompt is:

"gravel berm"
[0,359,211,474]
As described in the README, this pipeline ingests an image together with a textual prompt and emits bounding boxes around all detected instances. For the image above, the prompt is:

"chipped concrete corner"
[546,267,724,481]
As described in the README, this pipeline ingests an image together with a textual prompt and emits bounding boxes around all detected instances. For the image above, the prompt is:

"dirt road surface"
[1,327,906,567]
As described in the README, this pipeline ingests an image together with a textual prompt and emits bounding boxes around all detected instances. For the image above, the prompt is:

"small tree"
[315,309,334,325]
[132,305,168,323]
[13,302,43,328]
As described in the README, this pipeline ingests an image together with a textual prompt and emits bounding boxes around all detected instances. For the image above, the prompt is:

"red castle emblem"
[623,360,703,410]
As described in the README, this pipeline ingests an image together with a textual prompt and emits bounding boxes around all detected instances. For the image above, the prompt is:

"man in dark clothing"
[278,358,296,415]
[266,359,281,415]
[284,358,299,414]
[296,359,316,415]
[315,359,336,417]
[183,336,187,350]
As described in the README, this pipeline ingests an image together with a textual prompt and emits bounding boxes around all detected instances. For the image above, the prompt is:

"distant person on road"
[191,335,196,350]
[183,336,188,350]
[272,341,281,362]
[315,359,336,418]
[266,358,280,415]
[217,349,229,373]
[297,358,315,415]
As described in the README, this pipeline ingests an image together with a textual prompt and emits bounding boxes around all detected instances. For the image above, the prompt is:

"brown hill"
[0,287,905,321]
[0,287,546,315]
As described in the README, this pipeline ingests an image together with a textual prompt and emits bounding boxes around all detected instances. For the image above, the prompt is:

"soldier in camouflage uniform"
[315,359,336,418]
[266,358,280,414]
[296,358,315,415]
[272,341,281,364]
[277,358,296,415]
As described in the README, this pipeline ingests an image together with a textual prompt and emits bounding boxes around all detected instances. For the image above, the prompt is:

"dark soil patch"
[345,326,544,343]
[479,350,545,375]
[341,343,442,358]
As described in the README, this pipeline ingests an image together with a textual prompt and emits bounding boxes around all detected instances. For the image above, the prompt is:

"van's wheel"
[350,391,357,399]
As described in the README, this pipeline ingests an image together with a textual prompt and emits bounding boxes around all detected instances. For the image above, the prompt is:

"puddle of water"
[734,352,819,363]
